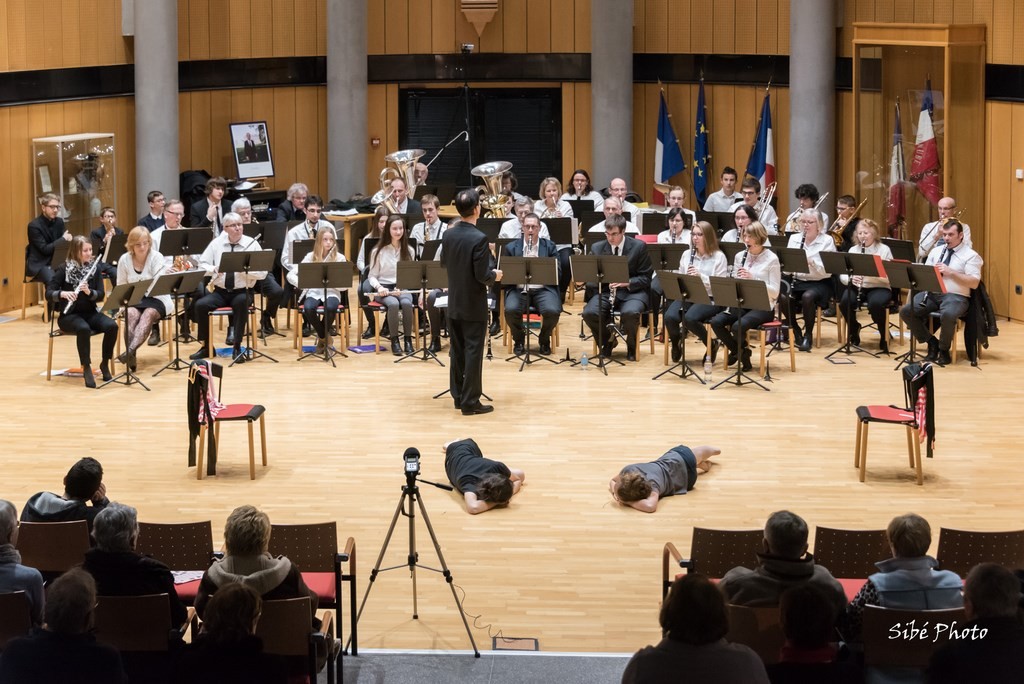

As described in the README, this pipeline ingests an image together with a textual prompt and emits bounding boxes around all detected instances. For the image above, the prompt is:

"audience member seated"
[927,563,1024,684]
[608,445,718,513]
[845,513,962,642]
[718,510,846,616]
[173,583,287,684]
[0,568,128,683]
[766,584,862,684]
[82,503,187,626]
[443,439,525,515]
[0,500,44,626]
[20,457,109,531]
[621,574,769,684]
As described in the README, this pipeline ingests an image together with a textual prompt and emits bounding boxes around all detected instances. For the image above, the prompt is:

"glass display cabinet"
[32,133,117,237]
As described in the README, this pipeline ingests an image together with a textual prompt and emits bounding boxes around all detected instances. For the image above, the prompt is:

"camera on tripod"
[403,447,421,476]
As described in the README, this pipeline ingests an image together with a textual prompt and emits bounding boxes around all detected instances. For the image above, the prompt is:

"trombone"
[757,182,777,224]
[783,192,829,234]
[826,197,867,248]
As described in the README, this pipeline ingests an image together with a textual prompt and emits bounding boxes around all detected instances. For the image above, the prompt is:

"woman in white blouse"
[116,226,173,370]
[287,226,347,352]
[664,221,729,363]
[559,168,604,211]
[709,221,781,371]
[368,215,417,355]
[839,218,894,353]
[359,206,391,339]
[535,177,574,219]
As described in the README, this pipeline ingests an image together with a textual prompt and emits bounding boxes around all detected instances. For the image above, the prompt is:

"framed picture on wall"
[230,121,274,179]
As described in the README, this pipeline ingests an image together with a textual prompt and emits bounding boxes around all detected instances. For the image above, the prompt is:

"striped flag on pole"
[887,99,907,237]
[653,90,685,204]
[745,92,775,190]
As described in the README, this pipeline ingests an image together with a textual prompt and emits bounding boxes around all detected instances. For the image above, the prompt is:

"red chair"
[662,528,763,598]
[187,360,267,480]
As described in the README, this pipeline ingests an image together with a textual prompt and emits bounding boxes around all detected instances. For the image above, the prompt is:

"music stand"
[720,242,746,270]
[218,249,279,366]
[569,255,631,375]
[476,218,504,242]
[295,261,354,366]
[159,228,214,267]
[48,241,71,268]
[883,238,916,263]
[646,243,689,272]
[545,217,576,246]
[821,251,887,361]
[639,212,667,235]
[566,199,594,217]
[151,269,208,376]
[886,261,945,371]
[498,256,559,371]
[707,276,772,391]
[766,245,811,333]
[421,239,443,261]
[653,271,709,383]
[92,233,127,265]
[395,261,447,366]
[101,280,153,391]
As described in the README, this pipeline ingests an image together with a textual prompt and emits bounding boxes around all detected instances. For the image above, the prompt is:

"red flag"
[887,100,907,237]
[909,82,942,205]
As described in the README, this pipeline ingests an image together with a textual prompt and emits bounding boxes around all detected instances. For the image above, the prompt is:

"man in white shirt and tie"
[917,196,972,261]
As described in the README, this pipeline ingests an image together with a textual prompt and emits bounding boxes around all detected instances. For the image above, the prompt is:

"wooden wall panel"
[712,0,736,55]
[1007,104,1024,322]
[573,0,591,53]
[984,102,1011,317]
[666,0,691,54]
[526,0,552,53]
[408,0,435,54]
[644,0,668,53]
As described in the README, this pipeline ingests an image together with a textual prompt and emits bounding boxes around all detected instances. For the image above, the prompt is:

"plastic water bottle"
[580,353,589,370]
[703,355,712,383]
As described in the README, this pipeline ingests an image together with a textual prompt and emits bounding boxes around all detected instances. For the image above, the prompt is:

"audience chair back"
[726,604,784,665]
[0,592,32,649]
[936,528,1024,577]
[257,597,335,684]
[662,529,762,598]
[15,520,91,576]
[812,527,890,578]
[94,594,181,652]
[863,605,966,668]
[136,520,216,605]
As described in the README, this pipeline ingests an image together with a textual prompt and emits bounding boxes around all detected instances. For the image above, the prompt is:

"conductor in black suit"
[26,193,72,287]
[582,214,653,361]
[503,213,561,356]
[441,189,502,415]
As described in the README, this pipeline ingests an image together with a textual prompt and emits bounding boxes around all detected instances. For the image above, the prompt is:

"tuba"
[472,161,513,218]
[372,149,427,212]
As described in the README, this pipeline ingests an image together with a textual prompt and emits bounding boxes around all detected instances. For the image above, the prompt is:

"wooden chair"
[189,361,268,480]
[15,520,91,576]
[854,362,934,485]
[726,604,784,665]
[46,311,120,381]
[812,527,890,579]
[136,521,216,605]
[662,528,763,598]
[207,303,259,357]
[0,592,33,649]
[94,594,196,684]
[863,605,965,668]
[269,522,358,656]
[257,597,336,684]
[22,278,47,321]
[935,527,1024,577]
[292,302,349,355]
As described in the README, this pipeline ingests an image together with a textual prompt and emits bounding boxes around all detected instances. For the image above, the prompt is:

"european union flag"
[693,80,710,206]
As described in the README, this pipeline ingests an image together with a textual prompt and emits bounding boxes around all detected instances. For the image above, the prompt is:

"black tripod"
[152,270,207,376]
[350,450,480,657]
[102,281,152,391]
[396,261,446,366]
[708,275,772,392]
[500,255,559,371]
[570,254,631,375]
[653,272,708,383]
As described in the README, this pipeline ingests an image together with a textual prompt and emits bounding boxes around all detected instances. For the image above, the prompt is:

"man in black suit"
[26,193,72,287]
[503,213,561,356]
[441,189,502,415]
[387,178,422,217]
[275,182,309,222]
[189,176,231,234]
[582,214,653,361]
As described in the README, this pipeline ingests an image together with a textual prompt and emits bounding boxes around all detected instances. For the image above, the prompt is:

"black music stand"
[566,199,594,217]
[883,238,917,263]
[545,217,576,247]
[101,280,153,391]
[498,256,559,371]
[476,218,504,242]
[766,245,811,334]
[295,261,354,366]
[218,249,278,366]
[159,228,214,268]
[821,251,886,361]
[887,261,944,371]
[707,276,772,392]
[151,269,207,376]
[720,242,746,270]
[421,239,443,262]
[395,261,447,366]
[569,255,631,375]
[92,233,127,265]
[653,271,709,383]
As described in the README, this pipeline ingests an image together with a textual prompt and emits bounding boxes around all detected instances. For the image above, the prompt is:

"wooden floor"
[2,301,1022,654]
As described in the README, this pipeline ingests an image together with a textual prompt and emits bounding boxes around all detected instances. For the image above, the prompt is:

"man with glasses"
[281,195,334,338]
[152,199,200,339]
[137,190,166,232]
[729,178,779,234]
[26,193,72,289]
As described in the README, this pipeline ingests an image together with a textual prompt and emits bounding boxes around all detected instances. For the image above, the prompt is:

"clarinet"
[856,241,866,308]
[688,245,697,271]
[63,258,100,314]
[738,249,749,274]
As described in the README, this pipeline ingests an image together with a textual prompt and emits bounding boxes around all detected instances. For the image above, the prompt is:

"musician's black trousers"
[58,310,117,365]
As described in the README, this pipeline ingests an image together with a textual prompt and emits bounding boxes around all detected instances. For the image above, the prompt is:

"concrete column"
[133,0,179,215]
[591,0,633,189]
[327,0,367,201]
[788,0,835,207]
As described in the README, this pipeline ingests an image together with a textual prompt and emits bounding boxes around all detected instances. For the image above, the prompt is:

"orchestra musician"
[368,215,417,356]
[838,219,893,354]
[137,190,166,232]
[502,213,561,356]
[500,198,552,240]
[783,183,830,233]
[582,214,653,362]
[587,197,640,235]
[358,206,391,340]
[275,183,309,223]
[663,186,698,225]
[560,168,605,211]
[409,194,447,257]
[729,178,779,234]
[385,177,421,217]
[281,195,334,337]
[190,213,271,364]
[917,196,973,261]
[608,178,640,217]
[785,209,836,352]
[26,193,72,294]
[189,177,231,235]
[663,221,728,363]
[286,226,347,354]
[534,177,574,219]
[710,221,780,372]
[89,207,123,286]
[833,195,862,252]
[702,167,743,212]
[901,219,982,366]
[657,207,692,245]
[150,199,200,340]
[115,227,173,371]
[46,236,118,388]
[721,204,758,243]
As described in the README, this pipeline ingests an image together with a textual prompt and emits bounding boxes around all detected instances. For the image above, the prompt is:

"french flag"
[910,79,942,205]
[745,92,775,190]
[887,99,907,236]
[653,91,685,204]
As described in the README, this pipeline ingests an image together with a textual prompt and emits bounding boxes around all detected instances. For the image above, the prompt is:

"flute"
[63,259,100,314]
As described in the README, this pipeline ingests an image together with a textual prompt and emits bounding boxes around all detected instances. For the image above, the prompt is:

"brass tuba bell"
[471,161,513,218]
[372,148,426,213]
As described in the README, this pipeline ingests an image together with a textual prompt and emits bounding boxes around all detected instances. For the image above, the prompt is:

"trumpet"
[539,200,561,219]
[827,197,868,248]
[757,182,777,224]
